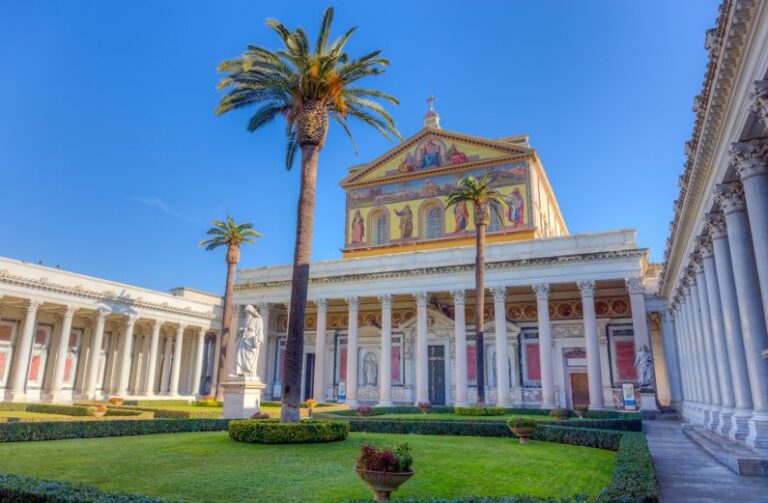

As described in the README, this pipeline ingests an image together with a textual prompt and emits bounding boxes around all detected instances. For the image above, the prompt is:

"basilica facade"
[232,111,667,412]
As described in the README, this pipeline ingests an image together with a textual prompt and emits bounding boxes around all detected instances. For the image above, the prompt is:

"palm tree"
[215,7,401,422]
[200,216,261,401]
[446,174,506,404]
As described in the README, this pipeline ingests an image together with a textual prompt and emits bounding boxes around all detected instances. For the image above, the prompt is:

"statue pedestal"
[222,376,266,419]
[639,390,659,419]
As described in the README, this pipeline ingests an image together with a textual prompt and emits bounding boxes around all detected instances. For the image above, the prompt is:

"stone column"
[684,287,707,412]
[716,181,768,448]
[673,305,693,405]
[451,290,468,406]
[707,211,753,440]
[532,284,555,408]
[689,274,714,406]
[693,254,722,430]
[257,303,270,384]
[378,295,393,407]
[191,329,206,396]
[160,335,173,394]
[625,278,651,350]
[80,309,108,400]
[413,291,429,405]
[731,139,768,330]
[45,306,77,402]
[313,299,327,402]
[678,299,697,405]
[579,281,604,409]
[142,320,162,396]
[169,325,185,396]
[699,233,736,433]
[491,287,510,406]
[345,297,359,406]
[115,314,137,396]
[5,300,41,401]
[661,309,683,408]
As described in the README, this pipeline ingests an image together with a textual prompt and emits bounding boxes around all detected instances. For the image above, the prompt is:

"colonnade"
[293,278,651,408]
[670,138,768,449]
[1,299,212,402]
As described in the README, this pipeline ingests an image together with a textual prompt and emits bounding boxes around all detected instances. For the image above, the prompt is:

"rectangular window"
[616,340,637,381]
[391,346,400,382]
[526,343,541,381]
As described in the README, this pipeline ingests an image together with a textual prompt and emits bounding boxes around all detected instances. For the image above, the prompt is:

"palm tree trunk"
[474,221,487,405]
[281,143,320,423]
[214,256,237,401]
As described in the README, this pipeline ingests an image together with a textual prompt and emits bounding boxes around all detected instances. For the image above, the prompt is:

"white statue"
[362,352,378,386]
[235,305,264,378]
[634,345,654,389]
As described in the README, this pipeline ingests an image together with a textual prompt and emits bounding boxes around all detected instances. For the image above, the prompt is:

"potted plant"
[355,443,414,502]
[108,396,124,406]
[305,398,318,418]
[549,407,568,420]
[356,405,373,417]
[574,406,588,419]
[507,417,537,444]
[87,404,107,418]
[417,401,431,414]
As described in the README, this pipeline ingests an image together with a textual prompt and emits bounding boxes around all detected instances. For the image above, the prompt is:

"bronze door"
[570,372,590,408]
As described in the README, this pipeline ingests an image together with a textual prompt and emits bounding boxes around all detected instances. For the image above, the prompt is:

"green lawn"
[0,432,614,502]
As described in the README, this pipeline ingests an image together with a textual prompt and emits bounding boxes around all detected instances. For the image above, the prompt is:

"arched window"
[371,210,389,245]
[425,206,444,239]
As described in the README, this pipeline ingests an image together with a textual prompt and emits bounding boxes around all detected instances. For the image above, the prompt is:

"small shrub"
[356,442,413,473]
[507,417,537,429]
[196,396,219,408]
[228,419,349,444]
[356,405,373,417]
[454,406,506,416]
[549,408,569,419]
[417,402,431,414]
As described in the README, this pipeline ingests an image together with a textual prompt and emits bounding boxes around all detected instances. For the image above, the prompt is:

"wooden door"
[428,346,446,405]
[303,353,315,401]
[570,372,590,408]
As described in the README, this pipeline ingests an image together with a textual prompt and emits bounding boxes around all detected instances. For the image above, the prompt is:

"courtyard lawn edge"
[228,418,349,444]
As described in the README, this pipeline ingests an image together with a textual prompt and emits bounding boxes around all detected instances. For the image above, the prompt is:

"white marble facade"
[0,257,222,403]
[234,229,663,411]
[659,0,768,450]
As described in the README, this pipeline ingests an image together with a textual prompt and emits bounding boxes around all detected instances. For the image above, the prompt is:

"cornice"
[0,269,216,321]
[661,0,758,296]
[235,248,647,292]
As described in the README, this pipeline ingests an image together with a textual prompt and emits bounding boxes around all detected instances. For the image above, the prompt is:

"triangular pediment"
[340,128,532,187]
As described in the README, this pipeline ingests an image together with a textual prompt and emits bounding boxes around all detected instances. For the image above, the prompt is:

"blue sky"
[0,1,719,294]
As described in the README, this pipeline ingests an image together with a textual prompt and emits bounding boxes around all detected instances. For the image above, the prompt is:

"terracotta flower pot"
[90,410,106,418]
[510,426,535,444]
[355,468,414,502]
[108,397,124,406]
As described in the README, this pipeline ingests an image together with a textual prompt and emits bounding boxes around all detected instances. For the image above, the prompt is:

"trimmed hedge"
[0,472,169,502]
[229,419,349,444]
[454,406,506,416]
[0,418,230,443]
[122,399,191,407]
[550,418,642,432]
[597,433,658,502]
[346,418,511,437]
[24,404,91,417]
[0,403,26,412]
[533,425,624,451]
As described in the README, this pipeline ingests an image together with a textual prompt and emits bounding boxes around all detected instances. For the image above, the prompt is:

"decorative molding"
[234,248,647,292]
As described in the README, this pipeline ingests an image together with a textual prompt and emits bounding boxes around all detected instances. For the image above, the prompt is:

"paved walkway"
[644,421,767,502]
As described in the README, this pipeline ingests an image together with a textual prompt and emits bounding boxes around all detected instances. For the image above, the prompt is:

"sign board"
[338,381,347,401]
[622,383,636,410]
[272,380,282,400]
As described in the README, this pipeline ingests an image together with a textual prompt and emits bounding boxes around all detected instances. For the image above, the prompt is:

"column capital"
[689,252,704,274]
[175,324,186,334]
[25,299,42,313]
[714,181,747,214]
[314,298,328,312]
[257,302,270,314]
[377,294,392,310]
[729,138,768,181]
[198,327,207,337]
[95,308,110,322]
[704,211,727,239]
[749,79,768,125]
[61,305,77,319]
[491,286,506,302]
[532,283,549,300]
[625,277,645,295]
[125,313,138,326]
[150,318,163,330]
[412,291,429,307]
[450,289,466,305]
[577,280,596,297]
[345,296,359,310]
[695,233,714,258]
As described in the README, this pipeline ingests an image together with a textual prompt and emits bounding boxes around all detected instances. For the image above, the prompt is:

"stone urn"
[355,468,414,502]
[89,409,106,418]
[509,426,535,444]
[108,397,124,406]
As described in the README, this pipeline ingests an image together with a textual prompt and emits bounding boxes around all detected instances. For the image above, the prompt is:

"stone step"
[683,424,768,477]
[656,411,681,421]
